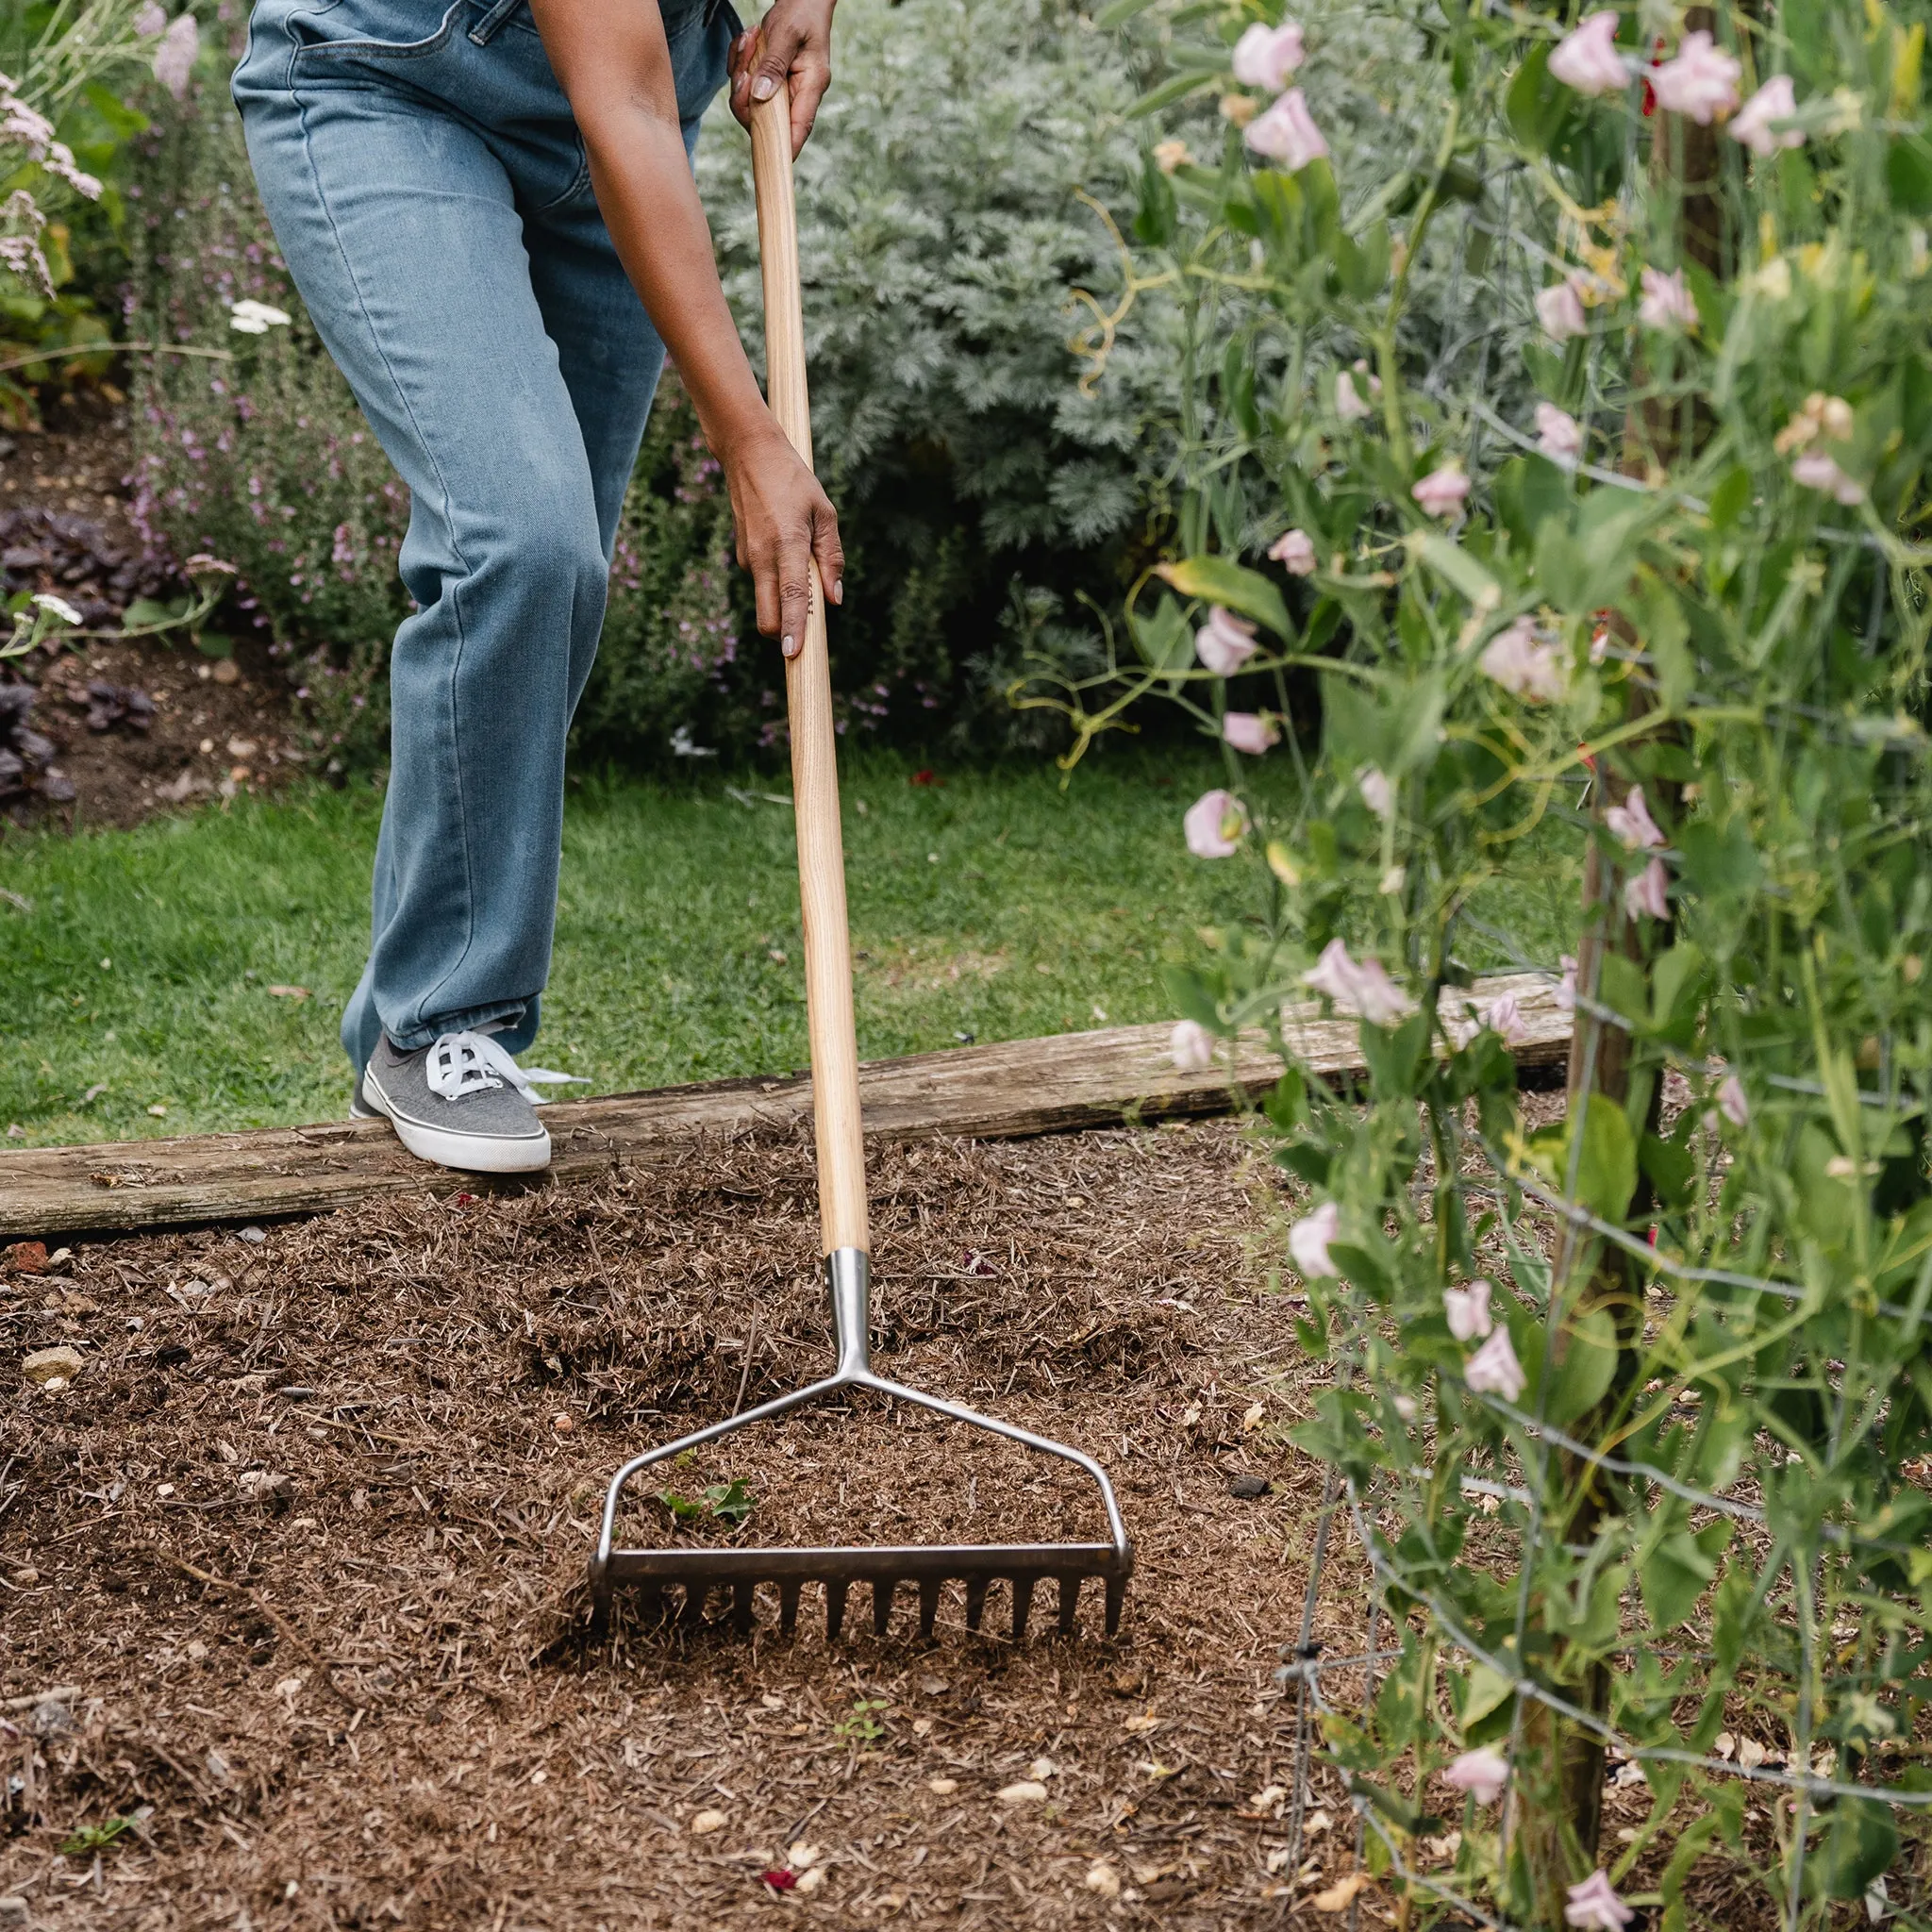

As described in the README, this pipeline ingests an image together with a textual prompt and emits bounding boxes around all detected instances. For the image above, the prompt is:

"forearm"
[526,0,772,458]
[577,110,772,455]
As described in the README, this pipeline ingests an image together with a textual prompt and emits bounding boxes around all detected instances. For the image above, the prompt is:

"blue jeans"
[232,0,734,1074]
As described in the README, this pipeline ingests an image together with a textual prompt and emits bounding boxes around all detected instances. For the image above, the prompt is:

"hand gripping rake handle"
[586,89,1132,1638]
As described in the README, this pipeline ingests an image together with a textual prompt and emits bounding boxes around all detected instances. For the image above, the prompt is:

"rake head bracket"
[588,1249,1134,1641]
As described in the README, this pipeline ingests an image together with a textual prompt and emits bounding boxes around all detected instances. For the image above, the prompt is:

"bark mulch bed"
[2,1122,1405,1930]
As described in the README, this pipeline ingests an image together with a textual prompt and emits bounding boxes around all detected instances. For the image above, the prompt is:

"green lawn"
[0,751,1270,1146]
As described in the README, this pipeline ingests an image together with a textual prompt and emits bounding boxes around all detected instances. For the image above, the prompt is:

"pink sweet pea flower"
[1465,1326,1527,1402]
[1289,1200,1341,1278]
[1564,1871,1636,1932]
[1650,30,1741,124]
[1231,20,1307,92]
[1604,784,1665,851]
[1548,12,1628,94]
[1556,952,1578,1012]
[1223,710,1279,755]
[1412,464,1472,519]
[1335,370,1373,422]
[1535,402,1584,467]
[1185,789,1249,858]
[153,10,198,97]
[1442,1747,1510,1806]
[1639,266,1699,328]
[1243,88,1328,169]
[1170,1019,1215,1072]
[1442,1278,1492,1342]
[1702,1072,1751,1132]
[1196,607,1259,674]
[1357,767,1394,818]
[133,0,167,32]
[1301,938,1417,1026]
[1479,618,1568,703]
[1536,278,1589,342]
[1791,450,1864,504]
[1269,527,1318,575]
[1482,993,1531,1047]
[1624,856,1670,921]
[1730,73,1804,157]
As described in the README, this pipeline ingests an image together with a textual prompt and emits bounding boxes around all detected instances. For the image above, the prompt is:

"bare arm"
[527,0,841,657]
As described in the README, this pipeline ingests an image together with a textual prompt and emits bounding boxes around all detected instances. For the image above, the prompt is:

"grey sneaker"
[356,1030,557,1174]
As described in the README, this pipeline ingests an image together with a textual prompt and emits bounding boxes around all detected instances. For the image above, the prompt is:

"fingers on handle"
[777,536,812,659]
[790,61,831,154]
[812,494,844,607]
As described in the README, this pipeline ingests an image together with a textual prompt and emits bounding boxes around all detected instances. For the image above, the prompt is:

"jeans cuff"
[387,997,529,1055]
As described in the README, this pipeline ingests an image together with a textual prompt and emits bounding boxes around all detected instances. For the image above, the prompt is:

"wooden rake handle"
[749,92,869,1257]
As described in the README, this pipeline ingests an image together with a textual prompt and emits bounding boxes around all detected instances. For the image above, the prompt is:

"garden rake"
[587,86,1133,1644]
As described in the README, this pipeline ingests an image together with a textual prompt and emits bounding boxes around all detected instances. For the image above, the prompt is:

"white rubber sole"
[358,1073,551,1175]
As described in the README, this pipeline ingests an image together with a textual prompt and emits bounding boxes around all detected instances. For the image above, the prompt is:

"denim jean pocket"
[288,0,468,66]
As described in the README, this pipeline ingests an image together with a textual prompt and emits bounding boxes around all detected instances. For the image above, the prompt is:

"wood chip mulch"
[3,1122,1399,1929]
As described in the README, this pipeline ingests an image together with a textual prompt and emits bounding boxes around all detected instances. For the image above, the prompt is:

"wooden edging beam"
[0,974,1567,1242]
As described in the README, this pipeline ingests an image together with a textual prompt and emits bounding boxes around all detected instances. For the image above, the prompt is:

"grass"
[0,750,1271,1146]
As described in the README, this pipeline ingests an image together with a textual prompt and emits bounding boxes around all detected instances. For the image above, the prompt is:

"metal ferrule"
[825,1247,870,1380]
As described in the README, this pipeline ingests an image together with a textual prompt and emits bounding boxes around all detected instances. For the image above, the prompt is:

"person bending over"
[232,0,841,1172]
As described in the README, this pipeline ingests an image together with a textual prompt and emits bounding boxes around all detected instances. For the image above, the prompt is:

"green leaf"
[1640,1132,1696,1211]
[1641,1521,1733,1634]
[1807,1797,1898,1901]
[195,631,235,661]
[1707,464,1751,530]
[1133,148,1178,246]
[1547,1304,1620,1426]
[1632,571,1694,713]
[120,596,179,630]
[1162,963,1224,1030]
[1524,1092,1637,1222]
[1886,134,1932,213]
[1460,1659,1516,1731]
[705,1477,754,1524]
[1127,70,1218,119]
[1676,817,1763,905]
[1154,557,1291,638]
[1506,45,1569,155]
[1415,532,1498,608]
[1129,591,1192,676]
[1094,0,1158,25]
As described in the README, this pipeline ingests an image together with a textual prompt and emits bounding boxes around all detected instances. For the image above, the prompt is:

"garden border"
[0,974,1568,1241]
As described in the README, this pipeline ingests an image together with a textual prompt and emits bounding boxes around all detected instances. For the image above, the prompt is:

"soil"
[0,1118,1719,1932]
[0,403,305,835]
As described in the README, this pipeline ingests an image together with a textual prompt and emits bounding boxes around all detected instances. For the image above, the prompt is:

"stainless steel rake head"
[588,1249,1133,1641]
[585,85,1133,1646]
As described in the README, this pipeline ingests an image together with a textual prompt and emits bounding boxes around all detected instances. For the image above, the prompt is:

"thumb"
[748,17,805,103]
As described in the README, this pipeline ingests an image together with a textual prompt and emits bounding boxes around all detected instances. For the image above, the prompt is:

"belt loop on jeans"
[468,0,523,44]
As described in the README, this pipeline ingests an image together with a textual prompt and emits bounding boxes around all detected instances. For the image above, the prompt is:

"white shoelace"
[424,1030,586,1107]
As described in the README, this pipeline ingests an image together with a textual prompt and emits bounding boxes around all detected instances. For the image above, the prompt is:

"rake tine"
[825,1578,849,1641]
[1058,1574,1080,1636]
[731,1582,756,1637]
[1010,1574,1036,1643]
[779,1580,802,1638]
[873,1577,895,1638]
[918,1575,941,1640]
[1104,1575,1125,1637]
[640,1584,665,1627]
[678,1583,709,1628]
[964,1574,988,1634]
